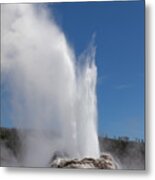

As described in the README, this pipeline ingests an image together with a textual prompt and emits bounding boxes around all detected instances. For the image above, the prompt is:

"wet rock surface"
[50,153,119,169]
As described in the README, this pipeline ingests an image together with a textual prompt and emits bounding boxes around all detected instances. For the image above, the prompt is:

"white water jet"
[1,4,100,167]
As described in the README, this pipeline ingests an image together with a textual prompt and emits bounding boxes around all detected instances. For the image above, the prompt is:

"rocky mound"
[50,153,119,169]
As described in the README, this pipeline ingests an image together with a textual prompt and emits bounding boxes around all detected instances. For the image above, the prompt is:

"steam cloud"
[1,4,100,167]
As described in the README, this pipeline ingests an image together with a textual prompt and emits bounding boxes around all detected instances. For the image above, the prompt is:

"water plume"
[1,4,100,167]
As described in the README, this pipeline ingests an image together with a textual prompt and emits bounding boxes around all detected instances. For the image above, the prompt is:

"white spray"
[1,4,100,167]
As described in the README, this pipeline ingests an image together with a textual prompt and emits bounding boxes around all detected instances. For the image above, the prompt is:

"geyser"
[1,4,100,167]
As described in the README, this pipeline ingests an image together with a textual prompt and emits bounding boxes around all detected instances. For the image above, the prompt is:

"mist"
[1,4,100,167]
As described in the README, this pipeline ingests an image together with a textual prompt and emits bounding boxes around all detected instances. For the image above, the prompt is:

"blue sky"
[51,0,145,140]
[1,1,145,140]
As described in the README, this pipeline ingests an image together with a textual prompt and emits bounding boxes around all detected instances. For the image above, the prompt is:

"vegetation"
[99,136,145,169]
[0,128,21,157]
[0,128,145,169]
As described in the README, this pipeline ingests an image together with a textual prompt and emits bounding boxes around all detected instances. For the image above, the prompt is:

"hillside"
[0,128,145,169]
[99,136,145,169]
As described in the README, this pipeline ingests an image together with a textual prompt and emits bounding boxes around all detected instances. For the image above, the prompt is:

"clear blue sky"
[50,0,145,140]
[1,1,145,140]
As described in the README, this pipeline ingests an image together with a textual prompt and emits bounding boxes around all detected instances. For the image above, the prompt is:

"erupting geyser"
[1,4,100,167]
